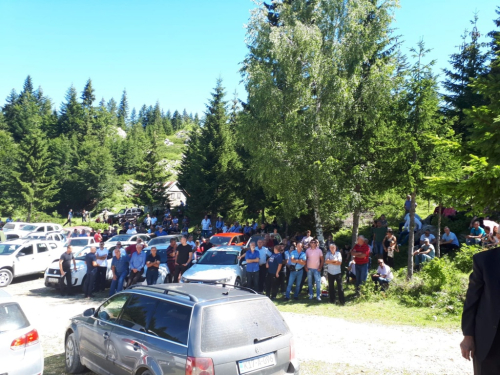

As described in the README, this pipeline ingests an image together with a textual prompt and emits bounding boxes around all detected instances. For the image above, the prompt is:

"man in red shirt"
[350,235,370,294]
[94,229,102,243]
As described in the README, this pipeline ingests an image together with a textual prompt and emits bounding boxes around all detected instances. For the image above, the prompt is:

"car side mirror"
[83,308,95,317]
[17,252,26,257]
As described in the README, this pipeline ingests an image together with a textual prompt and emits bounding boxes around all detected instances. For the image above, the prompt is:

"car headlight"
[217,277,232,283]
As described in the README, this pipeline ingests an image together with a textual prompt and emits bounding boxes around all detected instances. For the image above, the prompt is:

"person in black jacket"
[460,246,500,374]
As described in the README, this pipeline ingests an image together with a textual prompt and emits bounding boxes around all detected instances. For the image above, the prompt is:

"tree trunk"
[436,202,442,258]
[261,207,265,224]
[351,208,361,248]
[312,188,324,247]
[407,190,416,280]
[27,201,33,223]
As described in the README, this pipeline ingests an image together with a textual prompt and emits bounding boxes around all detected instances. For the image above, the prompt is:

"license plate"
[48,277,60,283]
[238,353,275,374]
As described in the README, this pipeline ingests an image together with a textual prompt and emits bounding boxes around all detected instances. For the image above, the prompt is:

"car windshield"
[148,237,173,246]
[108,235,132,242]
[0,303,30,333]
[143,249,168,263]
[67,238,89,247]
[3,223,19,230]
[209,236,231,246]
[74,246,94,260]
[118,209,126,214]
[197,250,239,265]
[0,244,21,256]
[20,225,38,232]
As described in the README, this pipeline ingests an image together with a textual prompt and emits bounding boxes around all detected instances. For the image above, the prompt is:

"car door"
[109,294,157,375]
[14,244,35,276]
[80,294,129,374]
[34,243,52,272]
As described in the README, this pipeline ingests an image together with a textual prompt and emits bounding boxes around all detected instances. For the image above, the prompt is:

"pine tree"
[81,79,96,108]
[12,128,59,221]
[132,131,172,212]
[171,110,182,131]
[178,79,240,218]
[58,85,84,136]
[443,15,489,141]
[21,75,34,97]
[118,89,129,128]
[107,98,118,116]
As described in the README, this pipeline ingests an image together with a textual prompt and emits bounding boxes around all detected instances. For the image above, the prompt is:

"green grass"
[273,283,461,330]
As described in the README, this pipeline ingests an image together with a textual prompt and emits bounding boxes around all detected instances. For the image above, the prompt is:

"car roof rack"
[199,282,259,295]
[128,285,199,302]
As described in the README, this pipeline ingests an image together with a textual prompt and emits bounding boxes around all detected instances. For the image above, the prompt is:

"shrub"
[453,245,479,273]
[86,222,111,231]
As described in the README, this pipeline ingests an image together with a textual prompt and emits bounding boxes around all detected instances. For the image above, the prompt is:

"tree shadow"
[44,353,95,375]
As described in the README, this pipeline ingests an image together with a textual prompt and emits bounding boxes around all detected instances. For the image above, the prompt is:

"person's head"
[260,223,265,228]
[424,229,430,236]
[151,246,157,255]
[444,226,450,234]
[136,238,143,245]
[328,234,333,240]
[170,238,176,245]
[282,237,288,245]
[474,221,480,229]
[147,213,150,217]
[386,228,393,235]
[99,241,104,249]
[329,243,336,253]
[90,246,97,253]
[204,215,208,219]
[73,229,77,233]
[136,243,144,253]
[357,235,365,245]
[378,258,385,267]
[97,229,102,234]
[195,240,200,247]
[116,241,122,249]
[306,230,311,237]
[310,239,318,248]
[381,214,386,220]
[249,241,256,250]
[376,220,382,228]
[264,233,270,240]
[273,245,280,253]
[114,248,121,258]
[66,245,72,254]
[188,235,193,241]
[289,243,296,251]
[273,228,278,234]
[80,229,85,234]
[424,238,430,245]
[484,226,491,234]
[406,195,411,200]
[181,236,187,245]
[296,243,303,252]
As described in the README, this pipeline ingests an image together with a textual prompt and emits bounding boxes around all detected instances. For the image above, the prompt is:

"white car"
[44,246,169,289]
[144,234,182,250]
[1,222,28,233]
[25,231,67,244]
[0,289,43,375]
[181,245,247,286]
[105,233,150,248]
[6,222,63,240]
[0,239,63,287]
[64,237,96,253]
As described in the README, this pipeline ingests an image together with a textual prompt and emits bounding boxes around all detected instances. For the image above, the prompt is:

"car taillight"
[290,336,296,362]
[186,356,214,375]
[10,329,39,350]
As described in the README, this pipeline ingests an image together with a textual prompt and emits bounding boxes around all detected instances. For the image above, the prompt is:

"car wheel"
[0,269,13,287]
[65,333,86,374]
[234,278,241,287]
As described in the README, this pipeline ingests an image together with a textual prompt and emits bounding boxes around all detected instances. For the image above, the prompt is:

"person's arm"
[461,254,484,361]
[72,257,77,271]
[185,252,193,266]
[59,259,65,276]
[111,264,117,280]
[318,255,324,271]
[276,262,282,277]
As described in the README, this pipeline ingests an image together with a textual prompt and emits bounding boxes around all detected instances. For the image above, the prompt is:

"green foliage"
[86,221,111,232]
[453,244,480,273]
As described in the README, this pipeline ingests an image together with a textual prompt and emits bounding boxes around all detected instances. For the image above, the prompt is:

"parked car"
[145,234,182,248]
[108,207,144,224]
[65,237,96,253]
[64,283,299,375]
[0,239,63,287]
[25,230,67,243]
[246,233,282,247]
[45,245,168,289]
[63,226,92,237]
[6,222,63,239]
[181,245,247,286]
[1,222,28,233]
[0,289,44,375]
[105,233,150,248]
[209,232,246,247]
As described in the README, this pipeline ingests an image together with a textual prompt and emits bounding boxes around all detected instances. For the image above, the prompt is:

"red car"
[209,232,246,247]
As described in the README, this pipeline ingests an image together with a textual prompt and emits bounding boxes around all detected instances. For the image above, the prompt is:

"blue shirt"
[256,246,272,265]
[252,223,258,230]
[289,250,306,270]
[442,232,459,246]
[267,253,283,274]
[129,251,146,270]
[245,250,260,273]
[244,226,251,234]
[156,230,167,237]
[228,226,236,232]
[216,220,223,229]
[234,225,242,233]
[470,227,485,237]
[111,255,130,274]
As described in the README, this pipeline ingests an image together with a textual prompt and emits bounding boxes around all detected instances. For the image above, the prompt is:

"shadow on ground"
[44,353,95,375]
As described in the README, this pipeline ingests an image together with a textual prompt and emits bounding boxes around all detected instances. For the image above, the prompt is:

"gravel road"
[4,275,472,375]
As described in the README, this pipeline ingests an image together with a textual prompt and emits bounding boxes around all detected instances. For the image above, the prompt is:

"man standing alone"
[201,215,211,238]
[461,246,500,373]
[63,209,73,226]
[59,246,77,296]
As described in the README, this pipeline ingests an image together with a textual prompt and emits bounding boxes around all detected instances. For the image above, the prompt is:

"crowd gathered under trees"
[1,1,500,282]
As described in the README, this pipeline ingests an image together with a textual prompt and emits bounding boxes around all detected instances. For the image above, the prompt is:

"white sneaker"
[317,296,321,301]
[309,294,313,300]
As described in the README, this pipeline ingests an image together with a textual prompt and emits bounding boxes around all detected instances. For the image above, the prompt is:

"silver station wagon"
[64,283,299,375]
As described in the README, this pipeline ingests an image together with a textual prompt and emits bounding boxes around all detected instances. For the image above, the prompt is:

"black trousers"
[59,270,73,295]
[247,271,259,291]
[327,273,345,304]
[279,270,286,293]
[173,264,188,283]
[265,273,279,298]
[258,265,267,292]
[83,269,97,297]
[95,266,107,292]
[126,269,143,288]
[441,243,459,254]
[474,326,500,375]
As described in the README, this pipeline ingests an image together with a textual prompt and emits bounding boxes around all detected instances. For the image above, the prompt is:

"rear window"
[0,303,30,333]
[3,223,17,230]
[68,239,89,247]
[201,299,288,352]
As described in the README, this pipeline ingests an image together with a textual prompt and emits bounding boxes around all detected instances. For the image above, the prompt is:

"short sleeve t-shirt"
[372,227,387,242]
[470,227,486,237]
[306,248,323,270]
[96,248,108,267]
[325,251,342,275]
[176,244,192,265]
[245,250,260,273]
[267,253,283,274]
[420,233,436,243]
[377,264,393,281]
[352,243,370,265]
[85,253,97,273]
[60,252,74,271]
[442,232,459,246]
[257,247,271,265]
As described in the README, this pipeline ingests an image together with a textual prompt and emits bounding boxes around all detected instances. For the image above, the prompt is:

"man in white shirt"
[126,225,137,235]
[95,242,109,292]
[301,230,313,249]
[419,229,436,246]
[151,215,157,225]
[398,215,423,246]
[201,215,211,238]
[372,258,393,289]
[325,243,344,305]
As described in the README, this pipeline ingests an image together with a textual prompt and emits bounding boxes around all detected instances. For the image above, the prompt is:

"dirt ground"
[4,274,472,375]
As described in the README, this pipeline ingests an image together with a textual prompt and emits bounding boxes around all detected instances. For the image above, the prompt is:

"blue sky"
[0,0,497,117]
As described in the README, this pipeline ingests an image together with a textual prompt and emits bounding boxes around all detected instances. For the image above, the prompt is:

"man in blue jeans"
[109,248,129,296]
[241,242,260,291]
[305,240,324,301]
[351,235,370,294]
[285,243,307,300]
